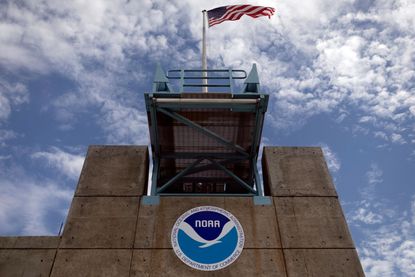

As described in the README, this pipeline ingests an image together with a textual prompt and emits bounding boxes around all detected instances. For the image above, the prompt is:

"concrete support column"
[51,146,148,276]
[262,147,364,276]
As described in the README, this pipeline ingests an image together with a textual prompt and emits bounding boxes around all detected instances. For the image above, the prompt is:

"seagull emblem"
[179,221,236,248]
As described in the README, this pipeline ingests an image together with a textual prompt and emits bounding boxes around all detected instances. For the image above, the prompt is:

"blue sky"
[0,0,414,275]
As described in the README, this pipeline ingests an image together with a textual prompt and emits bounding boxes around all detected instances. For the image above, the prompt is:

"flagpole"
[202,10,208,93]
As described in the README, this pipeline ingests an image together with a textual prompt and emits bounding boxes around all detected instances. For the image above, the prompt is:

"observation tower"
[144,64,269,204]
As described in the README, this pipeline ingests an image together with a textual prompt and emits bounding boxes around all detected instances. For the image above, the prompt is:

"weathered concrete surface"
[60,197,139,248]
[224,198,281,248]
[0,236,59,249]
[261,147,362,273]
[76,146,148,196]
[131,249,286,277]
[51,249,131,277]
[284,249,365,276]
[0,145,364,276]
[66,196,139,218]
[135,197,280,249]
[0,249,56,276]
[61,218,136,249]
[262,147,337,196]
[0,237,18,249]
[274,197,354,248]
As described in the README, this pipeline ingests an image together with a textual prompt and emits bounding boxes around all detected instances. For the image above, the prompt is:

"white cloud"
[360,116,376,124]
[31,147,84,180]
[350,196,415,276]
[361,257,395,277]
[0,78,28,123]
[359,216,415,277]
[260,1,414,143]
[391,133,406,144]
[0,94,11,122]
[98,98,149,145]
[0,129,17,147]
[0,162,73,235]
[374,131,388,141]
[1,0,191,144]
[352,205,384,225]
[0,155,11,160]
[1,0,414,145]
[346,162,415,276]
[0,179,72,235]
[366,163,383,185]
[320,144,341,173]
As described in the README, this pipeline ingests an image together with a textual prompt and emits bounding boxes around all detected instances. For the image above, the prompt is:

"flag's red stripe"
[209,5,252,26]
[229,6,262,21]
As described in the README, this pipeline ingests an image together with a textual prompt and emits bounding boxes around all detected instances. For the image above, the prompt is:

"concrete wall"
[0,145,364,276]
[262,147,364,276]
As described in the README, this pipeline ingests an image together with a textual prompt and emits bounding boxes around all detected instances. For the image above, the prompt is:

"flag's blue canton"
[207,6,227,22]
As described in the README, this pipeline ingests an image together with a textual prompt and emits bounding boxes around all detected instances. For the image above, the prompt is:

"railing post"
[180,69,184,93]
[229,69,233,93]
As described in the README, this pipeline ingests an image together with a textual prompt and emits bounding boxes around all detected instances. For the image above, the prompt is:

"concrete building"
[0,64,364,276]
[0,145,364,276]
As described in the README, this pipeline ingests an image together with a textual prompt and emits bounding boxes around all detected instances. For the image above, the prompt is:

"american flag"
[207,5,275,27]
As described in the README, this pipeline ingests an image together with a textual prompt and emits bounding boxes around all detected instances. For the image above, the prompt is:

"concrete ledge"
[60,218,136,248]
[51,249,131,277]
[0,236,59,249]
[66,197,139,218]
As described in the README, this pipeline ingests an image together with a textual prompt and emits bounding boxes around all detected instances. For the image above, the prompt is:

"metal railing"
[153,64,260,94]
[166,69,247,93]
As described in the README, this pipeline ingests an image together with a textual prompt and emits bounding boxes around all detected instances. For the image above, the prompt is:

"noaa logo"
[171,206,244,271]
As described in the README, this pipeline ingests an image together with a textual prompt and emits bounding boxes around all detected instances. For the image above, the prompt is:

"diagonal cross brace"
[157,107,249,157]
[155,158,256,195]
[207,158,256,194]
[184,158,245,176]
[157,158,204,193]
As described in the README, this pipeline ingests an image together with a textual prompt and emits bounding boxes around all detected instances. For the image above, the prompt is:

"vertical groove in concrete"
[273,197,290,277]
[48,236,61,277]
[128,197,141,277]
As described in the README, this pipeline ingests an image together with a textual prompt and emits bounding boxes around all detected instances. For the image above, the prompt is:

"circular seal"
[171,206,245,271]
[171,206,244,271]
